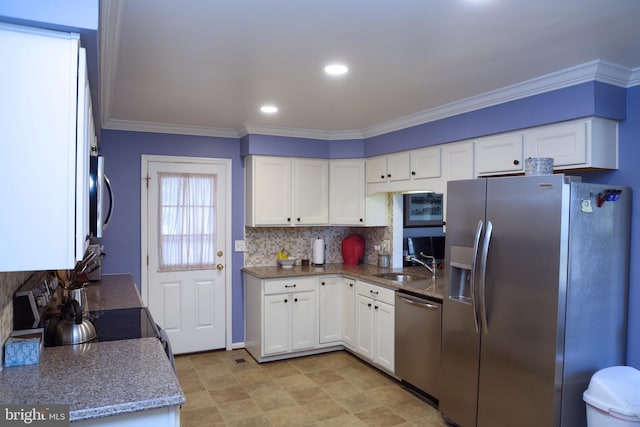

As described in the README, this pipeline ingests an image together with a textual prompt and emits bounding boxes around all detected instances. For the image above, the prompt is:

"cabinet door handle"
[350,283,354,287]
[411,171,416,175]
[294,298,298,302]
[284,299,288,303]
[321,282,325,286]
[513,159,520,165]
[359,218,363,222]
[387,174,391,178]
[380,174,385,179]
[285,284,297,288]
[368,303,372,307]
[287,217,291,222]
[374,305,378,310]
[297,217,301,222]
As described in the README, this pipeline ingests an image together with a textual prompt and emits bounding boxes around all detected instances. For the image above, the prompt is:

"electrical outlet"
[234,240,246,252]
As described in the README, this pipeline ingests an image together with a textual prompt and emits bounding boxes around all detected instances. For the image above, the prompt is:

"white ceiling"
[100,0,640,140]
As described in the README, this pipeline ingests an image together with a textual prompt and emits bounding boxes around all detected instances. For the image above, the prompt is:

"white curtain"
[158,172,217,271]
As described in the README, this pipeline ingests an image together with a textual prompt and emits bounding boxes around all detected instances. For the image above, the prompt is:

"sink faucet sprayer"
[405,252,438,279]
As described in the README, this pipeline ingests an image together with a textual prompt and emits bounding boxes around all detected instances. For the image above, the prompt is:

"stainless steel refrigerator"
[440,175,631,427]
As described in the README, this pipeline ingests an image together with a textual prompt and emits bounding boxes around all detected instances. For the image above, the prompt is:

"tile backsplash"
[244,194,394,267]
[244,226,391,266]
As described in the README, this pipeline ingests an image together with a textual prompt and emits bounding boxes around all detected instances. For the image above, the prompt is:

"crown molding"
[361,60,634,138]
[102,118,240,139]
[241,124,363,140]
[629,67,640,88]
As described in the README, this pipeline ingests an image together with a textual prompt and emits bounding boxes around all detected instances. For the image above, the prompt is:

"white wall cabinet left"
[0,23,93,272]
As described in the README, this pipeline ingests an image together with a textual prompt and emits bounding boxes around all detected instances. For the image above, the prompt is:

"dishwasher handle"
[398,296,440,310]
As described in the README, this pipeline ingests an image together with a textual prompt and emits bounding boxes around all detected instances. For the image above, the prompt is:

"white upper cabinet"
[524,117,618,169]
[441,141,474,223]
[475,132,525,175]
[367,148,441,184]
[293,158,329,225]
[366,155,390,184]
[246,156,293,226]
[442,141,474,182]
[0,23,90,272]
[476,117,618,176]
[386,152,411,182]
[367,147,449,195]
[366,152,411,184]
[329,159,387,226]
[246,156,328,226]
[410,146,442,180]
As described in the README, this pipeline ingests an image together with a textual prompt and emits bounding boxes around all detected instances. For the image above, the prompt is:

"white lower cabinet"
[354,280,395,373]
[342,278,356,348]
[263,278,317,355]
[318,276,343,344]
[244,273,395,372]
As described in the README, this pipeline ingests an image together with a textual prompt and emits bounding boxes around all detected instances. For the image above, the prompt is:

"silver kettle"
[53,299,96,345]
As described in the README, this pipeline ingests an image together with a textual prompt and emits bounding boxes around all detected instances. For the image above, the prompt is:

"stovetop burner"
[89,307,160,343]
[44,307,160,347]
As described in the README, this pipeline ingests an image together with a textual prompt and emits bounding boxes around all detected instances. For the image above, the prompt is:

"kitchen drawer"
[356,281,395,305]
[264,277,317,295]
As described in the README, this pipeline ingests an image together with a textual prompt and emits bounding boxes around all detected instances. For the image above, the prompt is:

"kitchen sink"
[373,272,427,282]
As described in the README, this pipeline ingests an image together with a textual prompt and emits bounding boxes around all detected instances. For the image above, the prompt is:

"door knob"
[217,251,224,257]
[216,264,224,271]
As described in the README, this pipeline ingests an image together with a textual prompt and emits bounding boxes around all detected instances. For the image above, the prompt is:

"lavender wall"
[101,82,640,363]
[365,81,627,157]
[581,86,640,367]
[99,130,246,343]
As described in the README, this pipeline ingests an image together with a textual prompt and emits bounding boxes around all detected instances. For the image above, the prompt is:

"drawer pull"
[285,284,297,288]
[370,290,379,295]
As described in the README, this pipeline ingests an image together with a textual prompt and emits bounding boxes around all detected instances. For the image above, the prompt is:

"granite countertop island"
[242,263,445,300]
[0,274,185,423]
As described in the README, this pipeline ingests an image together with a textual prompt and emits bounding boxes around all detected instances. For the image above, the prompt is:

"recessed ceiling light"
[324,64,349,76]
[260,105,278,114]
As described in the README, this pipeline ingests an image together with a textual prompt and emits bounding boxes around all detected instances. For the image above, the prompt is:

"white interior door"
[144,157,229,354]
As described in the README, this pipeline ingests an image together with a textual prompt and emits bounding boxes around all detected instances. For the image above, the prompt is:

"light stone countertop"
[242,263,444,300]
[0,274,186,422]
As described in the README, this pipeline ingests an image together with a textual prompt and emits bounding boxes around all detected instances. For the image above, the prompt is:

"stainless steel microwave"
[89,155,114,238]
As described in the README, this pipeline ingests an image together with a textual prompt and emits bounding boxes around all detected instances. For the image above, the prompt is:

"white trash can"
[583,366,640,426]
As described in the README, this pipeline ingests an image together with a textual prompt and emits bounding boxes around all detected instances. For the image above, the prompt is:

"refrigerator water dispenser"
[449,245,474,304]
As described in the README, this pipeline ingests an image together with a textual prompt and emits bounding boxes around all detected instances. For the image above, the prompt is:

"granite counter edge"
[242,264,444,300]
[70,394,186,422]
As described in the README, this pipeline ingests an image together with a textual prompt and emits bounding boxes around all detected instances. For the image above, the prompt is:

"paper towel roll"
[312,238,325,265]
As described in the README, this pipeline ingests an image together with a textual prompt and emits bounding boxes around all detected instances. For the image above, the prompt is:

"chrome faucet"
[405,252,438,279]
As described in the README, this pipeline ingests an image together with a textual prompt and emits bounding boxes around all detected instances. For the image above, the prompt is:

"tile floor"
[176,349,448,426]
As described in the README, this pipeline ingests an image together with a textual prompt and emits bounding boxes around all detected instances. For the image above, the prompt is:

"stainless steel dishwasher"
[395,291,442,400]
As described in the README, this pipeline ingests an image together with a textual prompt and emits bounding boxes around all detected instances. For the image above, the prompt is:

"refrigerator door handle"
[470,220,483,333]
[479,220,493,336]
